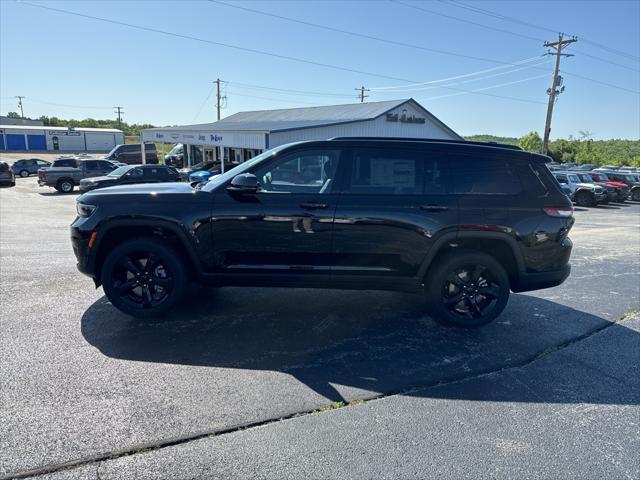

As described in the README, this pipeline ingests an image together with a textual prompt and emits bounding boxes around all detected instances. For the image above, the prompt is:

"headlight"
[76,203,97,217]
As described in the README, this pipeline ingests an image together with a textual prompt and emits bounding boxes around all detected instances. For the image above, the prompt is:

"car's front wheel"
[425,251,510,328]
[575,190,594,207]
[19,170,29,178]
[101,238,188,318]
[57,178,74,193]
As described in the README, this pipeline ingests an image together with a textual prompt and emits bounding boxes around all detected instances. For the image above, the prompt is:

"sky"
[1,0,639,140]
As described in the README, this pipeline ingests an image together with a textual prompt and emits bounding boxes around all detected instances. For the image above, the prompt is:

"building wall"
[0,127,124,151]
[270,102,458,147]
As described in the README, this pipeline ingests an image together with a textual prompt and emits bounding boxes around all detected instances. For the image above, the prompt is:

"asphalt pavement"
[1,176,638,479]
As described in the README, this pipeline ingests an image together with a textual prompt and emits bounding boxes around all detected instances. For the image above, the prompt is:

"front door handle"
[300,202,328,210]
[420,204,449,212]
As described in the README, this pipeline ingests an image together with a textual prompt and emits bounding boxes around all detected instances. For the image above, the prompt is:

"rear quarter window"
[450,153,522,195]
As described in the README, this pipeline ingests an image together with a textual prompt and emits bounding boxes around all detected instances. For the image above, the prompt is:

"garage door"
[27,135,47,150]
[85,133,116,151]
[0,135,5,150]
[6,134,26,150]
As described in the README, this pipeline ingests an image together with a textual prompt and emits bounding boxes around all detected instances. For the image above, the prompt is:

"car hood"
[80,176,118,184]
[78,181,198,204]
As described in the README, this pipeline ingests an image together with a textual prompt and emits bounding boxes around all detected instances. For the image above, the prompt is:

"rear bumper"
[511,264,571,293]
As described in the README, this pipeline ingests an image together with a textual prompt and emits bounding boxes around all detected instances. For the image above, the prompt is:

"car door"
[332,145,456,279]
[210,147,343,277]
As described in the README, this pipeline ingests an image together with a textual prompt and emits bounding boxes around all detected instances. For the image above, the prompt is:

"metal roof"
[145,99,460,138]
[0,125,124,133]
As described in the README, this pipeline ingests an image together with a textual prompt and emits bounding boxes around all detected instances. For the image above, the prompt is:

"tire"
[101,237,188,318]
[19,170,29,178]
[632,189,640,202]
[57,178,74,193]
[575,190,594,207]
[425,251,510,328]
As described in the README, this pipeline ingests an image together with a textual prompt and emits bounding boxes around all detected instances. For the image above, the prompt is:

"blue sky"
[1,0,638,139]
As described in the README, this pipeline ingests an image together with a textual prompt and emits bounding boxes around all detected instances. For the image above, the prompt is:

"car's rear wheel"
[425,251,510,328]
[101,238,188,318]
[19,170,29,178]
[57,178,74,193]
[632,189,640,202]
[575,190,594,207]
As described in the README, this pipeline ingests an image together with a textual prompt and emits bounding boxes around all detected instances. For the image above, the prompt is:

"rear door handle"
[420,204,449,212]
[300,202,328,210]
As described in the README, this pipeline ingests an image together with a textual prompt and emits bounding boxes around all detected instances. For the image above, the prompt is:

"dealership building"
[141,99,461,168]
[0,125,125,152]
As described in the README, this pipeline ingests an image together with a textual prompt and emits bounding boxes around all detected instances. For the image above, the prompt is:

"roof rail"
[328,137,522,151]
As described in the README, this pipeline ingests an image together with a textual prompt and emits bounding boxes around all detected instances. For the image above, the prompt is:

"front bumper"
[70,226,94,278]
[594,192,606,202]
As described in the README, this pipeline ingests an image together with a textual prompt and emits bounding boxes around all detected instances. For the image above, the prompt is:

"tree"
[6,111,21,118]
[518,131,543,153]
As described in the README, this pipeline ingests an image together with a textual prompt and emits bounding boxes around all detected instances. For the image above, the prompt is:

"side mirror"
[227,173,259,195]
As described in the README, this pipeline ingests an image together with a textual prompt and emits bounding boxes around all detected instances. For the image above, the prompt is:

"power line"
[18,1,414,84]
[192,86,216,123]
[391,0,543,42]
[391,0,639,94]
[209,0,544,68]
[370,57,547,90]
[26,98,113,109]
[442,0,640,63]
[21,0,638,99]
[421,74,549,103]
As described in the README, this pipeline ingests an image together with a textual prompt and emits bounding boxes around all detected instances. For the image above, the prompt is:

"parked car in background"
[589,172,630,202]
[103,143,158,165]
[72,138,574,328]
[0,162,16,187]
[602,170,640,201]
[38,159,117,193]
[573,172,615,204]
[163,144,184,168]
[188,162,238,183]
[553,171,606,206]
[178,160,216,181]
[559,184,573,199]
[79,165,180,192]
[11,158,51,177]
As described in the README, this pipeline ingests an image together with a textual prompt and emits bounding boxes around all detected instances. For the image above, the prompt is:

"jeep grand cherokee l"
[71,138,573,328]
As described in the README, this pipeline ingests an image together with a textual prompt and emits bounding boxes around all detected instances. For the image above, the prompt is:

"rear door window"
[344,148,446,195]
[451,154,522,195]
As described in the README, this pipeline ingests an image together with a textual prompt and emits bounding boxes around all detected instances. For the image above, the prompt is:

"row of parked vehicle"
[552,167,640,206]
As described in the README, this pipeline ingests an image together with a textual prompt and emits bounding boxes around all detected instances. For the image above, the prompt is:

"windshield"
[580,174,594,182]
[107,166,132,177]
[596,173,609,180]
[202,146,288,192]
[169,144,183,155]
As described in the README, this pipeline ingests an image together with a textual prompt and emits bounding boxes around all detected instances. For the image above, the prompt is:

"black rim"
[442,264,502,320]
[111,252,174,309]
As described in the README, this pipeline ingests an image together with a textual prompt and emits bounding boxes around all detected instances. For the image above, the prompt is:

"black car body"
[79,165,180,192]
[104,143,158,165]
[163,144,184,168]
[71,138,574,328]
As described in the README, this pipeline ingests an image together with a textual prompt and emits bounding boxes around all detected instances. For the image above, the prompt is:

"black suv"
[71,138,574,328]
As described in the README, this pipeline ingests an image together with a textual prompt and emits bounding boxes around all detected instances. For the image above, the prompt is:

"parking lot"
[1,176,639,479]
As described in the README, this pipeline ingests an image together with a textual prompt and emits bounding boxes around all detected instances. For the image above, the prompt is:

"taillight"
[544,207,573,218]
[7,167,12,173]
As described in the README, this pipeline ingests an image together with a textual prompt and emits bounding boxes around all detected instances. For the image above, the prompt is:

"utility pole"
[355,86,369,103]
[542,32,577,155]
[15,96,25,118]
[214,78,227,120]
[114,106,124,129]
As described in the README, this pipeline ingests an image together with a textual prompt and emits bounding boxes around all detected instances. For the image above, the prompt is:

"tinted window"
[568,174,580,183]
[97,161,113,169]
[451,154,521,194]
[53,159,77,168]
[346,148,445,195]
[36,160,50,166]
[143,167,165,179]
[84,160,102,171]
[254,149,339,194]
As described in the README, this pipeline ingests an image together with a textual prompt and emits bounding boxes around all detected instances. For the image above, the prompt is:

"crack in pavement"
[3,310,638,480]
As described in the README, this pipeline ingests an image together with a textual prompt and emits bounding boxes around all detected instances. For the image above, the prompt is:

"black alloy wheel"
[426,251,510,328]
[101,238,187,317]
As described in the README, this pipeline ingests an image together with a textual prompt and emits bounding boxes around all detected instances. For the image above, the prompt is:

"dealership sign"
[152,131,224,145]
[386,110,426,124]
